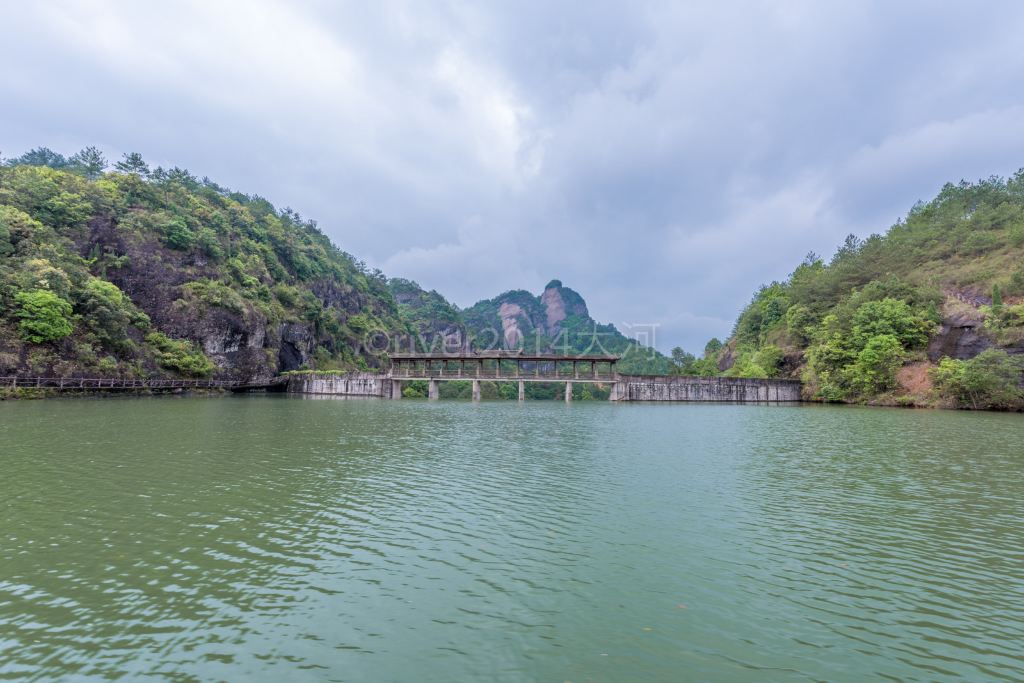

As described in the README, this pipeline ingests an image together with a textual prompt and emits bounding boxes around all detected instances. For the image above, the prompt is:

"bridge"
[285,352,803,403]
[3,355,804,403]
[389,351,619,401]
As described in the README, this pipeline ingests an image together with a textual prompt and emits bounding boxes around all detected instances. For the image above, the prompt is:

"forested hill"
[0,147,403,382]
[387,278,671,374]
[704,171,1024,409]
[0,146,668,384]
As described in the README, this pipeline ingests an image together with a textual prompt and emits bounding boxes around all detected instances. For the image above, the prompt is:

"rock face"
[539,279,589,335]
[463,280,594,350]
[927,307,992,362]
[498,302,525,348]
[80,215,393,382]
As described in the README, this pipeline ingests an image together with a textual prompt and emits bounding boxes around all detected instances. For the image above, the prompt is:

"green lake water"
[1,397,1022,682]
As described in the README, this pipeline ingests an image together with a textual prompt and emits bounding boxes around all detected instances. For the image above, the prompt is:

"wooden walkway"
[1,376,287,392]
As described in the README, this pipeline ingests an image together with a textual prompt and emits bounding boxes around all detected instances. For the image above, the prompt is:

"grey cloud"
[3,0,1024,352]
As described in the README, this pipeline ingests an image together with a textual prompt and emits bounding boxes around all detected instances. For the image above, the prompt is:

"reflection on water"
[1,397,1022,681]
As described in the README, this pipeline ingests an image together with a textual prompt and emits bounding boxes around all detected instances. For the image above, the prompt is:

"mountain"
[387,277,466,352]
[390,278,671,374]
[714,171,1024,409]
[0,151,404,382]
[0,148,668,387]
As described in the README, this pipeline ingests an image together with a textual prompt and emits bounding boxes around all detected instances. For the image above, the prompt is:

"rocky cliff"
[0,161,403,382]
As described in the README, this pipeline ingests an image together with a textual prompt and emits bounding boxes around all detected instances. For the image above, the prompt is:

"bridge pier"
[391,379,402,399]
[609,380,628,402]
[472,379,481,402]
[518,379,525,401]
[565,381,573,403]
[428,379,439,401]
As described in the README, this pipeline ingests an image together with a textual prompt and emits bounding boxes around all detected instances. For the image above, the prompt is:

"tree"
[15,289,74,343]
[992,283,1003,312]
[961,349,1022,409]
[115,152,150,177]
[69,146,107,180]
[851,298,932,349]
[849,334,904,394]
[785,304,814,343]
[753,344,784,377]
[703,337,723,358]
[8,147,68,168]
[670,347,697,374]
[931,350,1023,409]
[162,216,195,250]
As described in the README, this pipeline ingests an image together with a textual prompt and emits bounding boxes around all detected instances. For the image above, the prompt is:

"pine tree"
[114,152,150,177]
[69,146,107,180]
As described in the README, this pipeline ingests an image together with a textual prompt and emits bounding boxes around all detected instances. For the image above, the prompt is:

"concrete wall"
[287,372,801,403]
[613,375,801,402]
[286,372,388,397]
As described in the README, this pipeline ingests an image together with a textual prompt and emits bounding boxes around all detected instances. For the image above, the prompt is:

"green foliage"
[114,152,150,177]
[1008,263,1024,296]
[14,289,74,343]
[7,147,69,169]
[850,298,933,349]
[930,350,1023,409]
[849,334,905,394]
[0,149,405,377]
[670,347,695,371]
[753,344,784,377]
[68,147,107,180]
[179,279,247,314]
[79,277,148,350]
[785,304,814,343]
[704,337,723,357]
[162,215,195,250]
[669,346,719,376]
[145,332,215,377]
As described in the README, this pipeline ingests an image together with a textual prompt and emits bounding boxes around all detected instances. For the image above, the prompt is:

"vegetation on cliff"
[705,172,1024,409]
[0,147,402,381]
[462,280,671,375]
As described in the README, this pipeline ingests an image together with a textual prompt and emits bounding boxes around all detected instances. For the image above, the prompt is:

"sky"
[3,1,1024,352]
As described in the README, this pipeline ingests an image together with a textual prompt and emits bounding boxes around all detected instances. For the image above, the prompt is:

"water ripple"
[1,398,1022,681]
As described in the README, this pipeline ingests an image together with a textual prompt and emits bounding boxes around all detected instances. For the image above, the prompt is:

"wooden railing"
[0,376,285,391]
[389,369,618,381]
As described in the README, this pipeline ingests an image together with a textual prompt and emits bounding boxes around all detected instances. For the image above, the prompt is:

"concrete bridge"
[287,352,803,403]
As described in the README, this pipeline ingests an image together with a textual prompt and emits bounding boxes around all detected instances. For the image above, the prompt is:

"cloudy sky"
[4,1,1024,351]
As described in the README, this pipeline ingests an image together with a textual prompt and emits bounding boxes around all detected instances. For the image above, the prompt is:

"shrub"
[145,332,215,376]
[931,350,1023,409]
[162,215,195,250]
[180,279,247,314]
[961,230,998,255]
[753,344,784,377]
[14,289,74,343]
[1008,263,1024,296]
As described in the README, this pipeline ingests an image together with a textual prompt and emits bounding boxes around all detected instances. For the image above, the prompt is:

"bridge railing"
[0,376,269,390]
[389,369,618,381]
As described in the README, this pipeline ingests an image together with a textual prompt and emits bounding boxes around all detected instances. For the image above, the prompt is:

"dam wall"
[287,373,389,397]
[287,372,802,403]
[612,375,802,402]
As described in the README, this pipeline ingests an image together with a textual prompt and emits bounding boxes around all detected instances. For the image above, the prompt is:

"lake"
[1,397,1022,681]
